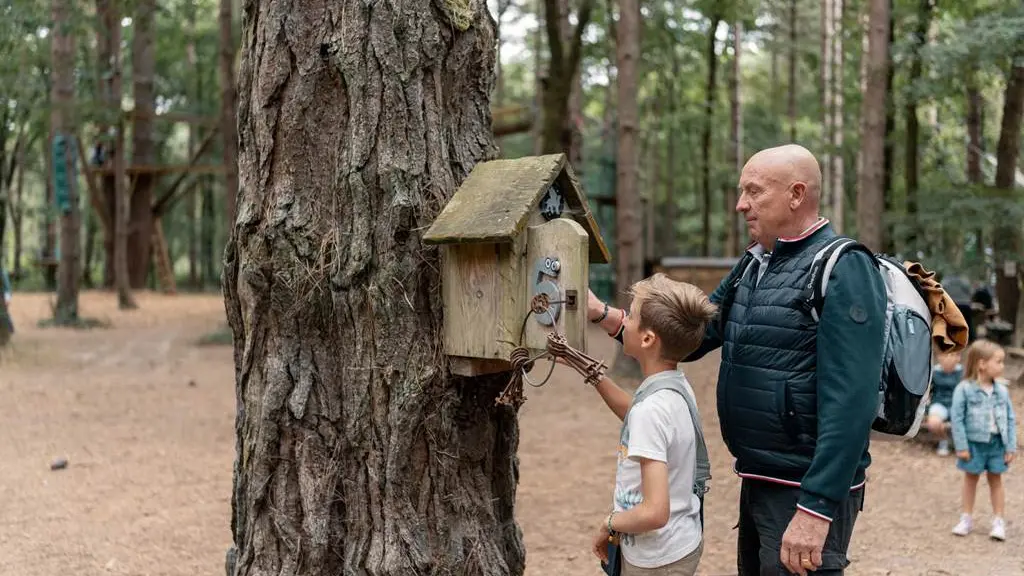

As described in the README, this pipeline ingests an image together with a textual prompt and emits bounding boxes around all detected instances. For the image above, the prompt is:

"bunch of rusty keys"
[544,332,607,387]
[495,332,608,408]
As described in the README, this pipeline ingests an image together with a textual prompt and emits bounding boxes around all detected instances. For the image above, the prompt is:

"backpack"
[719,237,934,441]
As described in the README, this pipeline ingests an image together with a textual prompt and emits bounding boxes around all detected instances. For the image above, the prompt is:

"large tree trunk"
[881,11,895,254]
[615,0,642,303]
[108,0,135,309]
[222,3,523,575]
[42,133,57,291]
[822,0,833,212]
[830,0,845,234]
[96,0,117,289]
[663,55,678,255]
[856,0,890,253]
[904,0,933,250]
[219,0,238,226]
[128,0,156,289]
[701,14,721,257]
[538,0,592,156]
[13,139,26,279]
[52,0,80,324]
[727,21,743,257]
[966,70,984,251]
[994,56,1024,341]
[788,0,797,141]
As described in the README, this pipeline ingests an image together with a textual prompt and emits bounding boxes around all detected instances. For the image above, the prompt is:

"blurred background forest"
[0,0,1022,343]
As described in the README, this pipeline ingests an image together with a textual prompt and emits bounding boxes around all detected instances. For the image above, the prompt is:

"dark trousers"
[737,480,863,576]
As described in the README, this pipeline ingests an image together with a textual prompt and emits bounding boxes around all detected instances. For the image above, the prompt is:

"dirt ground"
[0,292,1021,576]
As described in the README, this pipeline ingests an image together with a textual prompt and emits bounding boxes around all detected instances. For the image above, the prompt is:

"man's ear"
[789,181,807,210]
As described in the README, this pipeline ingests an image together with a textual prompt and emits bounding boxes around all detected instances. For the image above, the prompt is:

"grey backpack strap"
[629,378,711,496]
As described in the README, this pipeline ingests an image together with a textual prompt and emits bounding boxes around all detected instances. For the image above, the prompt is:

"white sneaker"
[990,517,1006,541]
[952,514,972,536]
[937,440,951,456]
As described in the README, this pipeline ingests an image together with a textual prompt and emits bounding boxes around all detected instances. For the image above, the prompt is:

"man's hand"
[957,450,971,461]
[1006,452,1016,465]
[780,509,830,576]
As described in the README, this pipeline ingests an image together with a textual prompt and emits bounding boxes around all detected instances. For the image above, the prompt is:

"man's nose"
[735,192,749,213]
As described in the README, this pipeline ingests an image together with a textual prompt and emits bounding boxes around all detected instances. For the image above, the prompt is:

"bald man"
[588,144,886,576]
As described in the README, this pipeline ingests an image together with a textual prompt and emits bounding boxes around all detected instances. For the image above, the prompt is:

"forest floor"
[0,292,1022,576]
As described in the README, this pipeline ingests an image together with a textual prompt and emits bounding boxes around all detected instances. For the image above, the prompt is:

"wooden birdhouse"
[423,153,611,377]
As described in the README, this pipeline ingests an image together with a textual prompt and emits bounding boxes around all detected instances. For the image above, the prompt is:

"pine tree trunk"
[664,56,678,255]
[831,0,845,234]
[52,0,80,324]
[96,0,117,289]
[13,142,25,279]
[994,56,1024,337]
[128,0,156,289]
[42,134,57,291]
[701,15,720,258]
[188,0,200,289]
[822,0,833,211]
[788,0,797,141]
[904,0,933,250]
[856,0,890,253]
[201,177,215,286]
[616,0,642,303]
[727,22,742,258]
[219,0,238,225]
[221,3,523,575]
[881,11,895,253]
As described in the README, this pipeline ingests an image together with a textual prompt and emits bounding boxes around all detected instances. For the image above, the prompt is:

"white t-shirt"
[614,371,702,568]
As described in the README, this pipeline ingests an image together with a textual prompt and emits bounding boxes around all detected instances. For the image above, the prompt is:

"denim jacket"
[950,380,1017,453]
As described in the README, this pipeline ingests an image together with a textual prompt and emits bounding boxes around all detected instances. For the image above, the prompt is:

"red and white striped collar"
[746,217,830,254]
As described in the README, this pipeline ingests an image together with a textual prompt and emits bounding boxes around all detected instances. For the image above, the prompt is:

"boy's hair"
[628,273,717,361]
[963,339,1003,382]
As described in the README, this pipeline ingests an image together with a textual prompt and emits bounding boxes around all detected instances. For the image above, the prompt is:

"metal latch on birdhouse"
[532,257,563,326]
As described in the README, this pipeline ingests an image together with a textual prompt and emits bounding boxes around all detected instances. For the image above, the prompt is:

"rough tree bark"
[856,0,890,253]
[966,69,984,250]
[881,11,895,253]
[52,0,80,324]
[128,0,156,289]
[222,2,523,575]
[219,0,238,225]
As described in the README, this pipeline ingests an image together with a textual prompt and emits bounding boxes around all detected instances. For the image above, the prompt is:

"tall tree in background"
[614,0,641,305]
[829,0,845,233]
[726,21,743,257]
[219,0,238,225]
[903,0,934,248]
[129,0,156,288]
[51,0,80,324]
[787,0,797,141]
[993,50,1024,343]
[857,0,890,252]
[538,0,593,157]
[701,13,721,257]
[222,1,522,575]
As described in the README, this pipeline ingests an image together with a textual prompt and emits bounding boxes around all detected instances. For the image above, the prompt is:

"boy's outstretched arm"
[593,375,633,421]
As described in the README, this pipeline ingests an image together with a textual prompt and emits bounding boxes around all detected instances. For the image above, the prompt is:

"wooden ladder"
[151,217,177,294]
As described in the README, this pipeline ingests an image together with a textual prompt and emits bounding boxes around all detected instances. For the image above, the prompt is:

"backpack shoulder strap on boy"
[628,379,711,497]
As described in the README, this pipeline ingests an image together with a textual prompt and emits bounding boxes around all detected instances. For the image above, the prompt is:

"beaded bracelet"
[592,301,609,324]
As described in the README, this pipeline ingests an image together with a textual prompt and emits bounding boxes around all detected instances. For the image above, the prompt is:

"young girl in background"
[950,340,1017,541]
